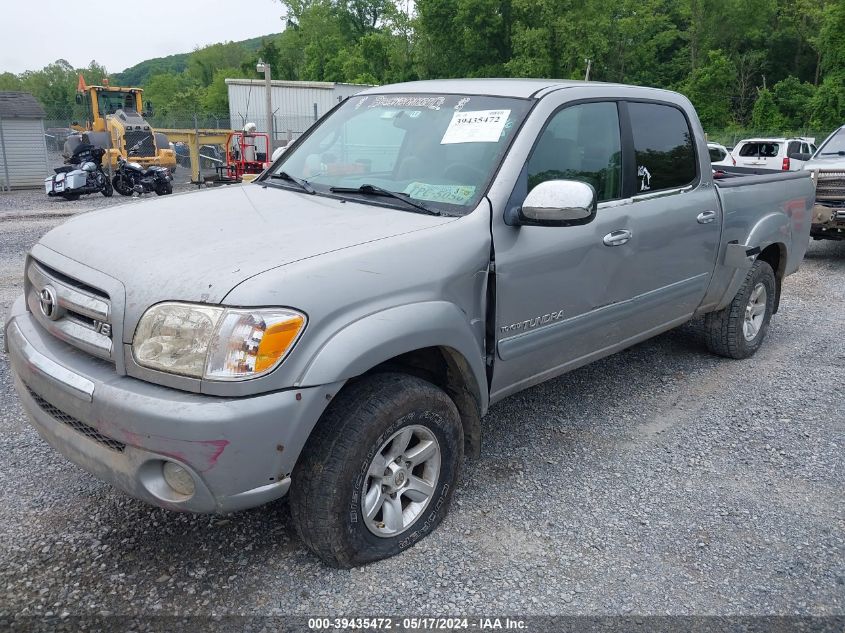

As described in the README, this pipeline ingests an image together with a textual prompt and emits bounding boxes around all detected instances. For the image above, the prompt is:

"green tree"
[809,76,845,132]
[188,42,248,86]
[751,88,785,131]
[0,72,23,91]
[770,76,815,130]
[680,50,737,130]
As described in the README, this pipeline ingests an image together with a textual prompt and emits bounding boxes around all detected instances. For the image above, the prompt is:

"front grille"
[26,386,126,452]
[124,130,156,157]
[815,170,845,202]
[26,259,113,362]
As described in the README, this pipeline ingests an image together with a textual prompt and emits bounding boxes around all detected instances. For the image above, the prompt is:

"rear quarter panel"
[702,171,814,311]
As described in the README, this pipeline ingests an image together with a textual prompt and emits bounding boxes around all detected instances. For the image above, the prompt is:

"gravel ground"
[0,192,842,621]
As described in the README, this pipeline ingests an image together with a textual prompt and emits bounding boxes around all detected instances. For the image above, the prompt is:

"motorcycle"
[112,157,173,196]
[45,144,113,200]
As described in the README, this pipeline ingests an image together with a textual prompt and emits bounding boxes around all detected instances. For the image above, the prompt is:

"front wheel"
[290,373,463,568]
[704,259,776,359]
[101,176,113,197]
[112,174,133,196]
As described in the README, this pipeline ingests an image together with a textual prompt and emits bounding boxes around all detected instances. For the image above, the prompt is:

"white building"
[0,92,49,191]
[225,79,373,143]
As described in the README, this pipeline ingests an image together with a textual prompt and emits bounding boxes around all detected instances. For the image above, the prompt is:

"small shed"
[0,92,49,191]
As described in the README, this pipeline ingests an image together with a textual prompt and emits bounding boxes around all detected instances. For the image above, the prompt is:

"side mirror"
[513,180,597,227]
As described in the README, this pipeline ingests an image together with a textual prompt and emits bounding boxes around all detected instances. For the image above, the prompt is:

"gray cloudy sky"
[1,0,285,74]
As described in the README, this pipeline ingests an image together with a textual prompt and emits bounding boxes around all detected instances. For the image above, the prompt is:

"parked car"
[803,124,845,240]
[708,142,735,167]
[4,79,815,568]
[732,137,816,171]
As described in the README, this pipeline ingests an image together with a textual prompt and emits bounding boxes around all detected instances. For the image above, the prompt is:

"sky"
[1,0,286,75]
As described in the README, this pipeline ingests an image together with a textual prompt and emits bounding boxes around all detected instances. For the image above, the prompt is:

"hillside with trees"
[1,0,843,140]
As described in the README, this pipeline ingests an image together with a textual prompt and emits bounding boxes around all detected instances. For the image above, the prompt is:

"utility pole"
[256,59,273,149]
[585,58,592,82]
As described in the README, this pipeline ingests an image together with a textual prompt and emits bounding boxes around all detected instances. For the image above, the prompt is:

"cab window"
[628,102,696,192]
[527,102,622,202]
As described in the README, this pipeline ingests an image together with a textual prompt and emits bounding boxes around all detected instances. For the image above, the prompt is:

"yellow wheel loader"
[66,79,176,173]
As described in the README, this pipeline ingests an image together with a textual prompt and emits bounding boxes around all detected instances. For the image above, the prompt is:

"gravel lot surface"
[0,190,842,621]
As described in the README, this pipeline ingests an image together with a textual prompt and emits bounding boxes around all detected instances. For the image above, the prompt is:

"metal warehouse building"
[225,79,372,143]
[0,92,49,191]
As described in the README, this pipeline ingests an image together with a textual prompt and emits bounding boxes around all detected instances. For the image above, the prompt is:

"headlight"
[133,302,306,380]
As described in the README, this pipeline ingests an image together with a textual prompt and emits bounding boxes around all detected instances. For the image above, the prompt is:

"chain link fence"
[40,106,320,182]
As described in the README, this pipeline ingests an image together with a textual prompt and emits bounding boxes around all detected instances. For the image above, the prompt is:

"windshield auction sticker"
[403,182,476,205]
[440,109,511,144]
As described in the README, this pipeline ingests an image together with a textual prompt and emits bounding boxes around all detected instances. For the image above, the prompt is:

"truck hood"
[804,155,845,170]
[38,183,453,323]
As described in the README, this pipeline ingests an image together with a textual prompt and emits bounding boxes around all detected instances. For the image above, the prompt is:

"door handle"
[697,210,717,224]
[602,229,632,246]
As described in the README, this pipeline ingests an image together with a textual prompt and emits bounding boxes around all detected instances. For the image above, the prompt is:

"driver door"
[490,100,638,399]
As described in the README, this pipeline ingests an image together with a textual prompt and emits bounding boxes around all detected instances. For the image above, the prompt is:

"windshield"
[738,142,779,158]
[267,93,533,215]
[816,127,845,155]
[708,147,726,161]
[97,90,138,116]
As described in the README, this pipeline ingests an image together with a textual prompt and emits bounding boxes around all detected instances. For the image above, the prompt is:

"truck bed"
[712,166,811,186]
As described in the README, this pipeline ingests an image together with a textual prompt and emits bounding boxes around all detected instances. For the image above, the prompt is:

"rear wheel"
[155,181,173,196]
[704,260,776,359]
[290,373,463,568]
[62,192,80,201]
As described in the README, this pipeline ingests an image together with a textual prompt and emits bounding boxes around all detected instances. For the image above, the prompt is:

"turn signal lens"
[204,308,306,380]
[255,315,305,372]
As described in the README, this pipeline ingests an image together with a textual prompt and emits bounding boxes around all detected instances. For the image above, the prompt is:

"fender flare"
[716,212,788,311]
[296,301,489,414]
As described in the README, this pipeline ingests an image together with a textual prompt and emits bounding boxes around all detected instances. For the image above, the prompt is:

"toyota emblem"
[39,286,60,321]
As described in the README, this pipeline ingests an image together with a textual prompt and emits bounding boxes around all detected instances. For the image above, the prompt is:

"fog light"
[162,461,195,496]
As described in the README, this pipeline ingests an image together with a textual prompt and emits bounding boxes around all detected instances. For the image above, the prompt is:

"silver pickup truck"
[803,123,845,240]
[4,79,815,568]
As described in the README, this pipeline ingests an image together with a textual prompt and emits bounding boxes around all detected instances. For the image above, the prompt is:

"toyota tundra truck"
[3,79,815,568]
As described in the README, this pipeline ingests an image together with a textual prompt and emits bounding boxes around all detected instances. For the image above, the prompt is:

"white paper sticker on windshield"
[440,109,511,144]
[403,182,476,205]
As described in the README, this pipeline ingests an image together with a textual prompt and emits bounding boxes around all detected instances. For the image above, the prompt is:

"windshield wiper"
[329,184,443,216]
[820,151,845,156]
[269,171,316,194]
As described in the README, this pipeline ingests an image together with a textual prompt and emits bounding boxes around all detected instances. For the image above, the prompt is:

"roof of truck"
[358,78,637,99]
[737,137,812,143]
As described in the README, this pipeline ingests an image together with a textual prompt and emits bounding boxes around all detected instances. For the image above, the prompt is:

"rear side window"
[708,147,726,162]
[628,102,696,192]
[527,102,622,202]
[738,142,780,158]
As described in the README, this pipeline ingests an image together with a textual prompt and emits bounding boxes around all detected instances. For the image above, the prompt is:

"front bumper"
[5,296,340,513]
[811,203,845,238]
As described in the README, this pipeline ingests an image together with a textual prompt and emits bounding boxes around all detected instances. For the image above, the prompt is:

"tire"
[290,372,463,568]
[101,177,113,197]
[62,192,80,201]
[155,181,173,196]
[112,175,133,196]
[704,259,776,359]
